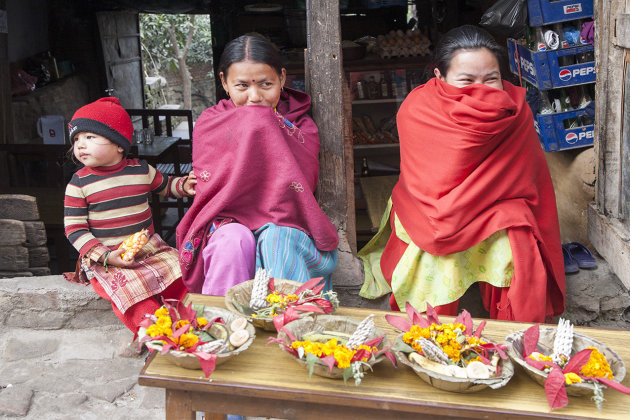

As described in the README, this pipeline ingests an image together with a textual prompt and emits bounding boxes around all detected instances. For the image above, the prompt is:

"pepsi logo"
[559,69,572,81]
[565,132,578,144]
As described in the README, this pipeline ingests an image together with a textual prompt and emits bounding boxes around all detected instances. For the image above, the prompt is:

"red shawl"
[176,88,339,291]
[392,78,565,322]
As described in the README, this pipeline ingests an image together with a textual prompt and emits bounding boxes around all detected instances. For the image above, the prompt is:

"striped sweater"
[64,158,188,259]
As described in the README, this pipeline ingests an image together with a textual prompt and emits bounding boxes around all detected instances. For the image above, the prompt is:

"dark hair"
[218,35,284,78]
[433,25,504,77]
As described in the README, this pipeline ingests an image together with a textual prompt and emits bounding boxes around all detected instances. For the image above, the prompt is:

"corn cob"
[118,229,149,261]
[416,337,450,364]
[552,317,574,366]
[250,268,270,310]
[346,314,375,349]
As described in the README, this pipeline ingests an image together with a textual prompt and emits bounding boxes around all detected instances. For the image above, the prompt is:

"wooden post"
[0,0,12,144]
[306,0,365,302]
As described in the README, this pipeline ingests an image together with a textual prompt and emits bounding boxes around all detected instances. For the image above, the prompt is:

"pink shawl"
[176,88,339,291]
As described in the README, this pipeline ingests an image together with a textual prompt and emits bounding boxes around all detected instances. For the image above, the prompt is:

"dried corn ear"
[118,229,149,261]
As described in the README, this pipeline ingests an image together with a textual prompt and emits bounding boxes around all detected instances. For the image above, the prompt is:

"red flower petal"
[321,355,336,372]
[424,302,440,325]
[455,310,473,336]
[385,314,412,332]
[545,368,569,410]
[562,348,593,374]
[473,320,486,338]
[195,352,217,378]
[589,377,630,395]
[295,277,325,295]
[522,324,540,357]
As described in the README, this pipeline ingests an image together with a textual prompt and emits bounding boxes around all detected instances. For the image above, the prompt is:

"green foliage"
[140,14,213,77]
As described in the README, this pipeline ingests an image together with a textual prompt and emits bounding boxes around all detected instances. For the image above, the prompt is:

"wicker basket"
[225,278,331,331]
[505,328,626,396]
[394,333,514,393]
[277,315,390,379]
[144,306,255,371]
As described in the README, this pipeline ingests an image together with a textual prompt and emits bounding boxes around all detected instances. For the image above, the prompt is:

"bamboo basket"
[143,307,255,371]
[393,333,514,393]
[225,278,332,331]
[277,315,390,379]
[505,328,626,396]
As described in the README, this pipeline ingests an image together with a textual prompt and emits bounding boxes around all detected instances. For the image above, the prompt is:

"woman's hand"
[103,248,135,268]
[183,170,197,196]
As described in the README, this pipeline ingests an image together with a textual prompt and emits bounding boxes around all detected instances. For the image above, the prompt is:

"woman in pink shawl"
[176,35,339,296]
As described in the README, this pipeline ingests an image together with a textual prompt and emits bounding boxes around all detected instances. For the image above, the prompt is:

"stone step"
[0,275,119,330]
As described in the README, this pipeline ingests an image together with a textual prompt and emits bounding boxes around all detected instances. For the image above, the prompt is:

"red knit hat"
[68,97,133,154]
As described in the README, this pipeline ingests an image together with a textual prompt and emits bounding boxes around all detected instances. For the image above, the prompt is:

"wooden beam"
[306,0,345,226]
[0,0,13,144]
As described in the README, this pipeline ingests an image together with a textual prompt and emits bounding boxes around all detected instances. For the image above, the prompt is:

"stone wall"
[545,147,596,247]
[0,195,50,278]
[162,62,216,119]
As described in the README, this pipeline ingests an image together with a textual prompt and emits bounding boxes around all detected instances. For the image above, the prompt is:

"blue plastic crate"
[534,108,594,152]
[362,0,407,8]
[508,39,595,90]
[527,0,593,26]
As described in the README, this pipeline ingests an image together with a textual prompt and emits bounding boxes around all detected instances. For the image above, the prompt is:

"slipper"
[565,242,598,269]
[562,245,579,274]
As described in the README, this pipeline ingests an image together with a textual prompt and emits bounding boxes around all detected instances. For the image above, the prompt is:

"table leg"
[165,389,195,420]
[203,412,225,420]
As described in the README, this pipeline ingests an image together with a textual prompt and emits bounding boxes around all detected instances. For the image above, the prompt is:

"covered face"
[434,47,503,90]
[220,60,286,108]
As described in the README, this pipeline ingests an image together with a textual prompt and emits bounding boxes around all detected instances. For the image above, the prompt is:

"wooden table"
[132,135,183,176]
[138,295,630,420]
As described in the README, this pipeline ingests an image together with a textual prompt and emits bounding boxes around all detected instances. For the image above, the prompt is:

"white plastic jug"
[36,115,66,145]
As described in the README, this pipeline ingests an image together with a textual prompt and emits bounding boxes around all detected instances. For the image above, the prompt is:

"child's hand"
[104,248,136,268]
[183,170,197,196]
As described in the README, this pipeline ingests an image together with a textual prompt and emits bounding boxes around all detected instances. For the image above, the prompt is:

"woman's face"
[434,48,503,90]
[220,60,286,108]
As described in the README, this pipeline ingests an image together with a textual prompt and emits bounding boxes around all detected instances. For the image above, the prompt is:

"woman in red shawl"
[177,35,338,296]
[359,25,565,322]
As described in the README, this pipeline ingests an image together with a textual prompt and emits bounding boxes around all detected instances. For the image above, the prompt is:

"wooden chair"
[126,108,194,242]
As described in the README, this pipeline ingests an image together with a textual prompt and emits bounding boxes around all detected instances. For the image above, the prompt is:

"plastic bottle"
[534,27,548,51]
[367,76,378,100]
[539,90,554,115]
[379,72,389,98]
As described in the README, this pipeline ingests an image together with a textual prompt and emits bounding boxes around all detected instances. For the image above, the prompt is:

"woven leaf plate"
[505,328,626,396]
[277,315,390,379]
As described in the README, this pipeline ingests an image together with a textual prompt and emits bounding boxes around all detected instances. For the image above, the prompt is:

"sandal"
[566,242,597,269]
[562,244,579,274]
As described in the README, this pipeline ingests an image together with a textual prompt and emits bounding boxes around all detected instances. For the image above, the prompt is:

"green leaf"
[305,353,319,378]
[192,304,204,316]
[343,366,354,385]
[232,301,254,316]
[392,337,415,353]
[198,331,214,342]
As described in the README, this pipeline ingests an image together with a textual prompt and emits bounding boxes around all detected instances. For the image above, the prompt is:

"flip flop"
[566,242,598,269]
[562,244,579,274]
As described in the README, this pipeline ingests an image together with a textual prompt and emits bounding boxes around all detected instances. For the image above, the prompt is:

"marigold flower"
[178,333,199,349]
[156,316,172,328]
[197,317,208,327]
[175,319,191,331]
[155,307,169,318]
[580,347,614,379]
[564,372,582,385]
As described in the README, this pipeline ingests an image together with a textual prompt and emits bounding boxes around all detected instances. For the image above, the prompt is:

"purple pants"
[201,223,255,296]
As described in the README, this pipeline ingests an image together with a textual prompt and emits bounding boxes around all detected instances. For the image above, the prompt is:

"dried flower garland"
[520,319,630,410]
[387,302,508,380]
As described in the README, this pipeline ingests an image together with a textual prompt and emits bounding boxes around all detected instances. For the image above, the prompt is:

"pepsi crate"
[534,108,594,152]
[362,0,407,8]
[528,0,593,26]
[507,39,595,90]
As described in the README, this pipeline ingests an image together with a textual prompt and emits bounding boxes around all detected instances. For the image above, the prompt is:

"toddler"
[63,97,196,332]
